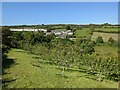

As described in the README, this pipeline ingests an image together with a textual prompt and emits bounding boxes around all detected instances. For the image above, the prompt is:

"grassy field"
[94,44,118,58]
[95,28,118,33]
[74,28,91,38]
[75,28,118,37]
[91,32,119,42]
[2,49,117,88]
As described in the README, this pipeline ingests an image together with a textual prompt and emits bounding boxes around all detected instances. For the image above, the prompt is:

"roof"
[56,35,66,39]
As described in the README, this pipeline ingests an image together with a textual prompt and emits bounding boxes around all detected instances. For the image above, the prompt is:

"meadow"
[74,28,92,37]
[3,49,117,88]
[94,27,119,33]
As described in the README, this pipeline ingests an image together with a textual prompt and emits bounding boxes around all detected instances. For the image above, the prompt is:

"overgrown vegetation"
[3,49,117,88]
[2,24,119,88]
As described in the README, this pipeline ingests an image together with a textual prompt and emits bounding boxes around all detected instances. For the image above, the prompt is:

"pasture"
[94,28,118,33]
[2,49,117,88]
[91,32,119,42]
[74,28,92,37]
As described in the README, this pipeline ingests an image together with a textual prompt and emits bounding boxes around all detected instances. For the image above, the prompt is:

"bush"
[89,41,96,47]
[66,26,71,30]
[96,36,104,43]
[79,54,119,81]
[80,43,85,49]
[84,46,95,54]
[108,37,115,43]
[107,37,119,47]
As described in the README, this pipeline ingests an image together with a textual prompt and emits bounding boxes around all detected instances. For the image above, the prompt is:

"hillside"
[3,49,117,88]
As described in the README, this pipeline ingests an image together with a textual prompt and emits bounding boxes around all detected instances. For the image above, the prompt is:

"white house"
[46,32,52,35]
[68,32,73,35]
[54,32,62,35]
[10,28,47,32]
[56,35,66,39]
[38,29,47,32]
[66,30,72,32]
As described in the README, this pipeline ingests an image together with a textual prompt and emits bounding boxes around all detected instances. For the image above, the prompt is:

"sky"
[2,2,118,25]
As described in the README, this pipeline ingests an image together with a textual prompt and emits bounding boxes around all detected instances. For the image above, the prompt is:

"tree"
[22,32,34,51]
[66,26,71,30]
[2,27,12,61]
[90,24,95,33]
[2,27,12,69]
[2,27,12,48]
[11,32,23,48]
[103,23,111,26]
[96,36,104,43]
[49,44,79,76]
[34,31,45,43]
[31,43,48,60]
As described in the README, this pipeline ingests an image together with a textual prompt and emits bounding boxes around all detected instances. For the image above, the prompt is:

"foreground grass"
[3,49,117,88]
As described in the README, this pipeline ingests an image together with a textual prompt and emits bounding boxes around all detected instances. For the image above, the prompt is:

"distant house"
[66,30,72,32]
[54,32,62,35]
[10,28,74,39]
[52,30,62,35]
[62,31,68,35]
[10,28,47,32]
[50,29,73,39]
[46,32,52,35]
[56,35,66,39]
[68,32,73,35]
[39,29,47,32]
[10,28,25,31]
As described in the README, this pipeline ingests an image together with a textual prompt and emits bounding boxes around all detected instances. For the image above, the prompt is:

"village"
[10,28,74,39]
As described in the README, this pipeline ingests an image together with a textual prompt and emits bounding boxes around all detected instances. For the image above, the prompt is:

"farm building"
[46,32,52,35]
[54,31,62,35]
[52,29,73,36]
[56,35,66,39]
[68,32,73,35]
[10,28,47,32]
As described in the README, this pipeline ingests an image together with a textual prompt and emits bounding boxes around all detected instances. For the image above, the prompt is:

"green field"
[95,28,118,33]
[74,27,119,39]
[3,49,117,88]
[74,28,92,37]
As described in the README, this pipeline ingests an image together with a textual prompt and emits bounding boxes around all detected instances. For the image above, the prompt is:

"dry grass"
[91,32,119,42]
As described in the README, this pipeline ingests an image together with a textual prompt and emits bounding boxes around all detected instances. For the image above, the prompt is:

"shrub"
[84,46,95,54]
[108,37,115,43]
[107,37,119,47]
[96,36,104,43]
[89,41,96,47]
[66,26,71,30]
[79,54,119,81]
